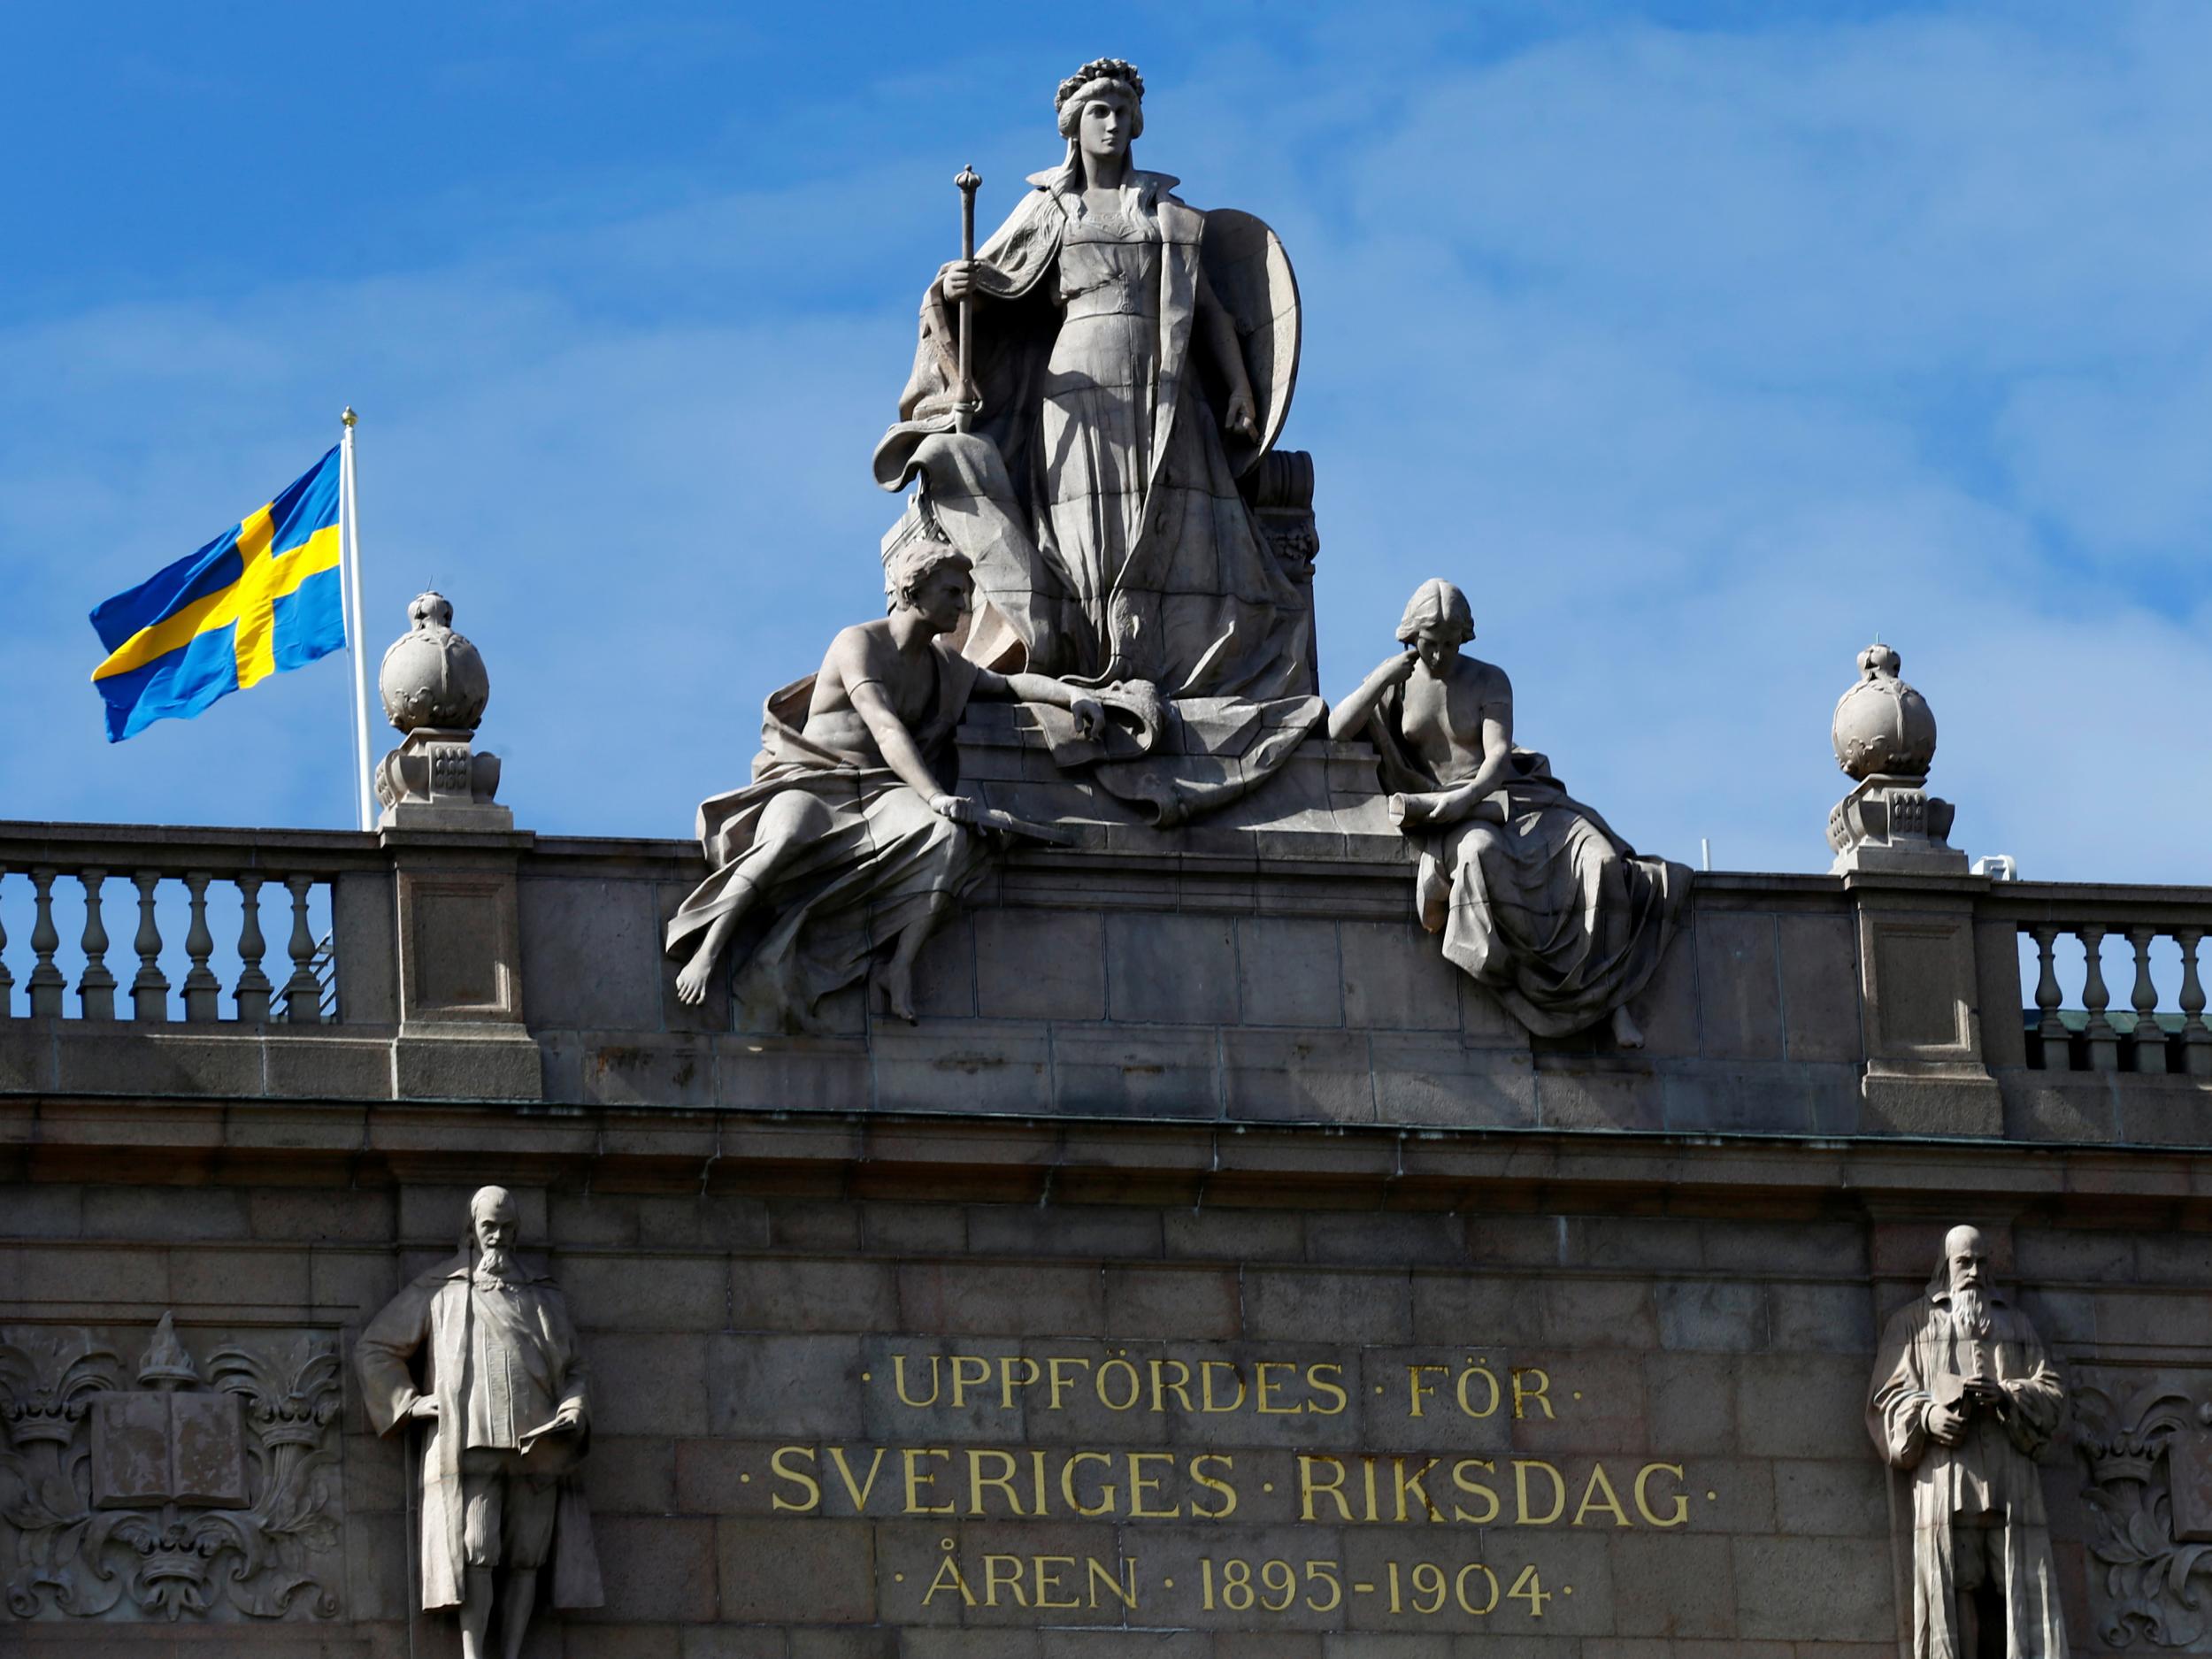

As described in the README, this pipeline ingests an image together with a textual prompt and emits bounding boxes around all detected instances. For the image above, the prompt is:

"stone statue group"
[349,58,2077,1659]
[664,55,1686,1044]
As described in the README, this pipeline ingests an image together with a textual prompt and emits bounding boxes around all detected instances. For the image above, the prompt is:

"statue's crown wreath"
[1056,58,1145,112]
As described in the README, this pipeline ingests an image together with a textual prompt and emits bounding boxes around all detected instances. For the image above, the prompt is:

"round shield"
[1200,208,1301,478]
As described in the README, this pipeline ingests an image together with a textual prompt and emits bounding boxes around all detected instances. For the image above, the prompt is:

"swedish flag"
[90,446,347,741]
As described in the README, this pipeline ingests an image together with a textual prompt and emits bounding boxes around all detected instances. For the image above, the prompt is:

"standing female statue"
[873,58,1315,729]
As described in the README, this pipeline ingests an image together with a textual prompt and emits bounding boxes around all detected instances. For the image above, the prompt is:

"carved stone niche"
[2075,1371,2212,1649]
[0,1312,343,1623]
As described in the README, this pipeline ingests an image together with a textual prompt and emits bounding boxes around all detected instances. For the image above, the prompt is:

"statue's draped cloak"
[668,642,989,1029]
[873,167,1321,824]
[356,1253,603,1612]
[1868,1279,2069,1659]
[1365,681,1687,1038]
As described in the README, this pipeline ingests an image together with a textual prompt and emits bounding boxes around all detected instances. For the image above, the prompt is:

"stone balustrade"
[1,863,327,1035]
[0,828,360,1025]
[1986,885,2212,1077]
[4,816,2212,1142]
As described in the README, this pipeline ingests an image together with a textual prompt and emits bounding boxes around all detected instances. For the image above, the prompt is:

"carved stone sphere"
[379,591,490,735]
[1832,641,1937,780]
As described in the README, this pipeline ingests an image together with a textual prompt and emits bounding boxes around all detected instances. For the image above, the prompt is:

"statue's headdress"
[1056,58,1145,139]
[1396,579,1474,646]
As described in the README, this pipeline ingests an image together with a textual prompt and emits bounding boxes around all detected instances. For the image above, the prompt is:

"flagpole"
[339,408,376,833]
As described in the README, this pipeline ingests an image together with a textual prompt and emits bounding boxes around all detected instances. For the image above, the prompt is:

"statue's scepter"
[954,164,981,434]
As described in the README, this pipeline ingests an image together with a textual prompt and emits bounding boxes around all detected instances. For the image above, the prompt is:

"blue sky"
[3,1,2208,883]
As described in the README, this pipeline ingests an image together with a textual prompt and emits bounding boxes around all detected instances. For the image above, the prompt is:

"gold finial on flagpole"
[341,406,357,427]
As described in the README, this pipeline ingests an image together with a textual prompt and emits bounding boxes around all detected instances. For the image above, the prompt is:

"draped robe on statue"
[1868,1275,2070,1659]
[872,166,1321,825]
[355,1254,602,1613]
[1364,680,1687,1038]
[664,643,990,1030]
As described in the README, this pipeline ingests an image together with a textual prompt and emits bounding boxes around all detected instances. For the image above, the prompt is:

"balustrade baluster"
[2126,926,2169,1073]
[129,872,170,1022]
[0,863,12,1018]
[282,875,320,1025]
[27,867,64,1018]
[2079,925,2120,1072]
[2180,929,2212,1080]
[77,869,116,1020]
[181,873,220,1023]
[2028,926,2069,1071]
[234,874,273,1023]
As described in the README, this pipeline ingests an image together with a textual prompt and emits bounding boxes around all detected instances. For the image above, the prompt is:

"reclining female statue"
[1329,580,1686,1047]
[666,540,1102,1028]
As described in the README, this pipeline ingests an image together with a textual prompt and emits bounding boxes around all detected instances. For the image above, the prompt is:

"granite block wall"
[3,1163,2193,1657]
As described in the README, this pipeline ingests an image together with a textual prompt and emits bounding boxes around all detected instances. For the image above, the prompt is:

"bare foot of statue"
[674,945,719,1007]
[872,960,918,1025]
[1415,851,1449,934]
[1610,1003,1645,1049]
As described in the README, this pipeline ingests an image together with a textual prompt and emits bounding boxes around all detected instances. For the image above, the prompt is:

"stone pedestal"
[1827,773,1965,875]
[1847,871,2001,1136]
[374,726,511,831]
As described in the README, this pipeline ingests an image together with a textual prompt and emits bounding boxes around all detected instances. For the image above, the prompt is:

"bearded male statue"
[357,1186,602,1659]
[1867,1225,2070,1659]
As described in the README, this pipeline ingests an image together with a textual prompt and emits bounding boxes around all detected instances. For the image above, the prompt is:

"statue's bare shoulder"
[1451,654,1511,706]
[816,620,899,710]
[1409,653,1509,739]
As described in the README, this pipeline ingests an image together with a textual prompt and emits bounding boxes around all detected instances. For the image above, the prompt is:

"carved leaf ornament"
[2076,1379,2212,1647]
[0,1315,342,1622]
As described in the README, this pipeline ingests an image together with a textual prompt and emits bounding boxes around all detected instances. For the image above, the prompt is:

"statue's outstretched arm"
[975,668,1105,740]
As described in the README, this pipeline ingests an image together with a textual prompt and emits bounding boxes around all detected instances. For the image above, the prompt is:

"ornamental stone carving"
[2075,1374,2212,1647]
[0,1312,343,1622]
[374,590,510,829]
[380,590,491,733]
[1827,641,1964,874]
[1867,1225,2070,1659]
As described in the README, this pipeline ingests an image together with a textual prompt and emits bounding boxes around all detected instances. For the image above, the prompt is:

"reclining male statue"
[667,539,1102,1027]
[1330,579,1686,1046]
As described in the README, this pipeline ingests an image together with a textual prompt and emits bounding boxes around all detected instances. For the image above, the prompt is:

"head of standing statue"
[470,1185,521,1280]
[1052,58,1145,178]
[1932,1223,1993,1336]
